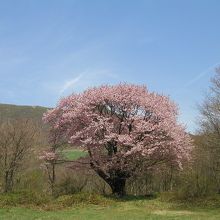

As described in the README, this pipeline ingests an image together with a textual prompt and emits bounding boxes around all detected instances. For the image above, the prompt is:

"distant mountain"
[0,103,49,124]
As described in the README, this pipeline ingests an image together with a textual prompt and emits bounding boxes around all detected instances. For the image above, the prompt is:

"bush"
[54,175,87,196]
[15,169,46,193]
[159,191,220,209]
[0,191,51,207]
[55,192,115,207]
[0,190,116,210]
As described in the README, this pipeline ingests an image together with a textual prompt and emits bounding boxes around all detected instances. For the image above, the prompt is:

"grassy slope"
[0,199,219,220]
[0,103,48,124]
[62,149,88,160]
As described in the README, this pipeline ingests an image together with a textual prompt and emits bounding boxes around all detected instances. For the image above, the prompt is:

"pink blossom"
[43,83,192,172]
[39,150,58,162]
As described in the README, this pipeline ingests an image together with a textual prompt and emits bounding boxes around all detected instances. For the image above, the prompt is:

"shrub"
[0,191,51,207]
[55,192,115,207]
[0,191,115,210]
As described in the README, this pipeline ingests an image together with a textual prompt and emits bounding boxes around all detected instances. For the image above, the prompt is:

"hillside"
[0,103,49,124]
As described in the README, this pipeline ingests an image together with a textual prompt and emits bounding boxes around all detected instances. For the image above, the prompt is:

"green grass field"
[0,149,218,219]
[62,149,87,160]
[0,197,220,220]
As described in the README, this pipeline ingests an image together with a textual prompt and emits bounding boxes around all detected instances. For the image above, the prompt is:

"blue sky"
[1,0,220,133]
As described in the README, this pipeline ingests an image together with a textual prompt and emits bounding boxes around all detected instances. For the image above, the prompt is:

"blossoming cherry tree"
[43,84,192,196]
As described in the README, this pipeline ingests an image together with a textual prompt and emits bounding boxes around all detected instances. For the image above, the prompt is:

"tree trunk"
[50,163,56,197]
[4,171,9,193]
[4,170,13,193]
[108,178,126,197]
[89,155,127,196]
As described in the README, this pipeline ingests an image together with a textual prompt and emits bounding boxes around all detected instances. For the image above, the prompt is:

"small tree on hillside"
[0,119,40,192]
[39,130,64,196]
[43,84,192,196]
[39,148,59,196]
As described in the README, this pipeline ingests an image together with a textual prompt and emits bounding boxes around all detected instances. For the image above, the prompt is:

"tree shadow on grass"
[106,193,158,202]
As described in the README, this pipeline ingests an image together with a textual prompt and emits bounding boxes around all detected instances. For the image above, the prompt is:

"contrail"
[185,61,220,87]
[59,74,83,95]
